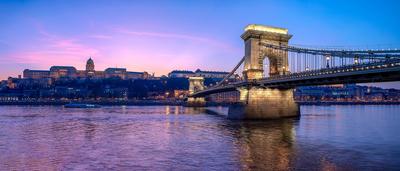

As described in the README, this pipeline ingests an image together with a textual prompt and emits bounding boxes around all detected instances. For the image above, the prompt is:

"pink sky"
[1,21,241,79]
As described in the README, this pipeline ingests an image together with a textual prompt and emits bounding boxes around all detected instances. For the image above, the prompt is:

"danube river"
[0,105,399,170]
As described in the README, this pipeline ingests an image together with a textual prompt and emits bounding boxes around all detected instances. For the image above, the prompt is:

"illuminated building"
[174,90,189,99]
[85,57,95,77]
[22,58,150,80]
[168,69,230,79]
[194,69,230,78]
[50,66,77,79]
[126,71,150,79]
[23,70,50,79]
[104,68,126,79]
[168,70,195,78]
[7,77,16,89]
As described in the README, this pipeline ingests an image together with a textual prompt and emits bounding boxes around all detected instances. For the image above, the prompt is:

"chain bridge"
[187,24,400,119]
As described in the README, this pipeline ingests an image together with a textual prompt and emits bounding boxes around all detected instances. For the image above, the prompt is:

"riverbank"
[0,100,184,106]
[1,100,400,106]
[297,101,400,105]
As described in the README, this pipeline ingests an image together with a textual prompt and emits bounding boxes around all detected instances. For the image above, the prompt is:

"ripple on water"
[0,105,399,170]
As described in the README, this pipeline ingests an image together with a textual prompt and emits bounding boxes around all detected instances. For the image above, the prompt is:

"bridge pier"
[228,87,300,119]
[186,97,206,107]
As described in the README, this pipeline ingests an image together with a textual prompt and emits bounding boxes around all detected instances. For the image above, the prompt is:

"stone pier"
[227,25,299,119]
[228,87,300,119]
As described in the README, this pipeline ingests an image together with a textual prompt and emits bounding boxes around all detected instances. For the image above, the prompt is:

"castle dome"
[87,57,94,65]
[86,57,95,72]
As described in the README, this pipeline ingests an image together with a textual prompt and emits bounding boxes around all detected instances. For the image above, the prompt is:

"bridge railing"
[191,58,400,97]
[259,43,400,77]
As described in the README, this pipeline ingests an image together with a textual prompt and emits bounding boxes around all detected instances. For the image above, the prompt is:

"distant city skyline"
[1,0,400,88]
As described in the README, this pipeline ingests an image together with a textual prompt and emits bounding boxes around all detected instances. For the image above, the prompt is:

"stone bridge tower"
[187,77,206,107]
[228,24,299,119]
[241,24,292,80]
[188,77,205,94]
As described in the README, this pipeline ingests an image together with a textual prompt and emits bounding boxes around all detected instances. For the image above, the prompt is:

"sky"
[1,0,400,88]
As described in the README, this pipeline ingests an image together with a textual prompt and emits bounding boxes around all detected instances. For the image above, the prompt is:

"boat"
[64,103,101,108]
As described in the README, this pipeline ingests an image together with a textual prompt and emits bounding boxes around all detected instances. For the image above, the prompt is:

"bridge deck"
[190,59,400,97]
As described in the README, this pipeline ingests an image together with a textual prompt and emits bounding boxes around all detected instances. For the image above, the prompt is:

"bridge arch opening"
[263,57,270,77]
[261,50,287,77]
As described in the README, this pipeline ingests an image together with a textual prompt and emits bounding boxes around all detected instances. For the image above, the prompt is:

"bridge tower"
[242,24,292,79]
[187,77,206,107]
[228,24,299,119]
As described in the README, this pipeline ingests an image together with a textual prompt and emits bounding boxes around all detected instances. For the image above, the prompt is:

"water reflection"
[228,120,296,170]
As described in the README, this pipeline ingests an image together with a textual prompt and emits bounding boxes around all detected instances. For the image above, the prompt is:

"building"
[293,84,400,102]
[127,71,150,79]
[104,68,127,79]
[173,90,189,99]
[168,70,195,78]
[22,58,150,80]
[7,77,16,89]
[168,69,231,79]
[50,66,77,79]
[194,69,229,78]
[86,57,95,77]
[23,70,51,79]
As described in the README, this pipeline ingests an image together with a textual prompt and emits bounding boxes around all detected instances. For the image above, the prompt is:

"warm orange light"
[244,24,288,34]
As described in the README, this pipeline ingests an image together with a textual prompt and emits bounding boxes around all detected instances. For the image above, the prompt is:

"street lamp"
[354,55,359,64]
[282,66,287,75]
[326,55,331,68]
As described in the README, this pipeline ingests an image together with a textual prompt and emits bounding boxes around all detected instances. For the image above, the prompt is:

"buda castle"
[23,58,150,80]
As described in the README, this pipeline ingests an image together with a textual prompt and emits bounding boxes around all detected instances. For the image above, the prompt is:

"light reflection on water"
[0,105,399,170]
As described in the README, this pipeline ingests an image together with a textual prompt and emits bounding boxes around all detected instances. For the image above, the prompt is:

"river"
[0,105,399,170]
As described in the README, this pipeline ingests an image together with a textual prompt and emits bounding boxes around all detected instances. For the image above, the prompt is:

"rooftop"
[127,71,145,74]
[23,69,50,72]
[105,67,126,70]
[195,69,229,74]
[50,66,77,69]
[169,70,195,74]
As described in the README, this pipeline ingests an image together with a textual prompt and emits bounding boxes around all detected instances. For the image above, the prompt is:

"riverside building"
[168,69,232,79]
[23,58,150,80]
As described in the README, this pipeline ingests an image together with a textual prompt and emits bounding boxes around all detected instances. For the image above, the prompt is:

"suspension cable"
[214,56,246,87]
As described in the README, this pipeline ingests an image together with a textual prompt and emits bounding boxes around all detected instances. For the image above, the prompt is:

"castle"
[23,58,150,80]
